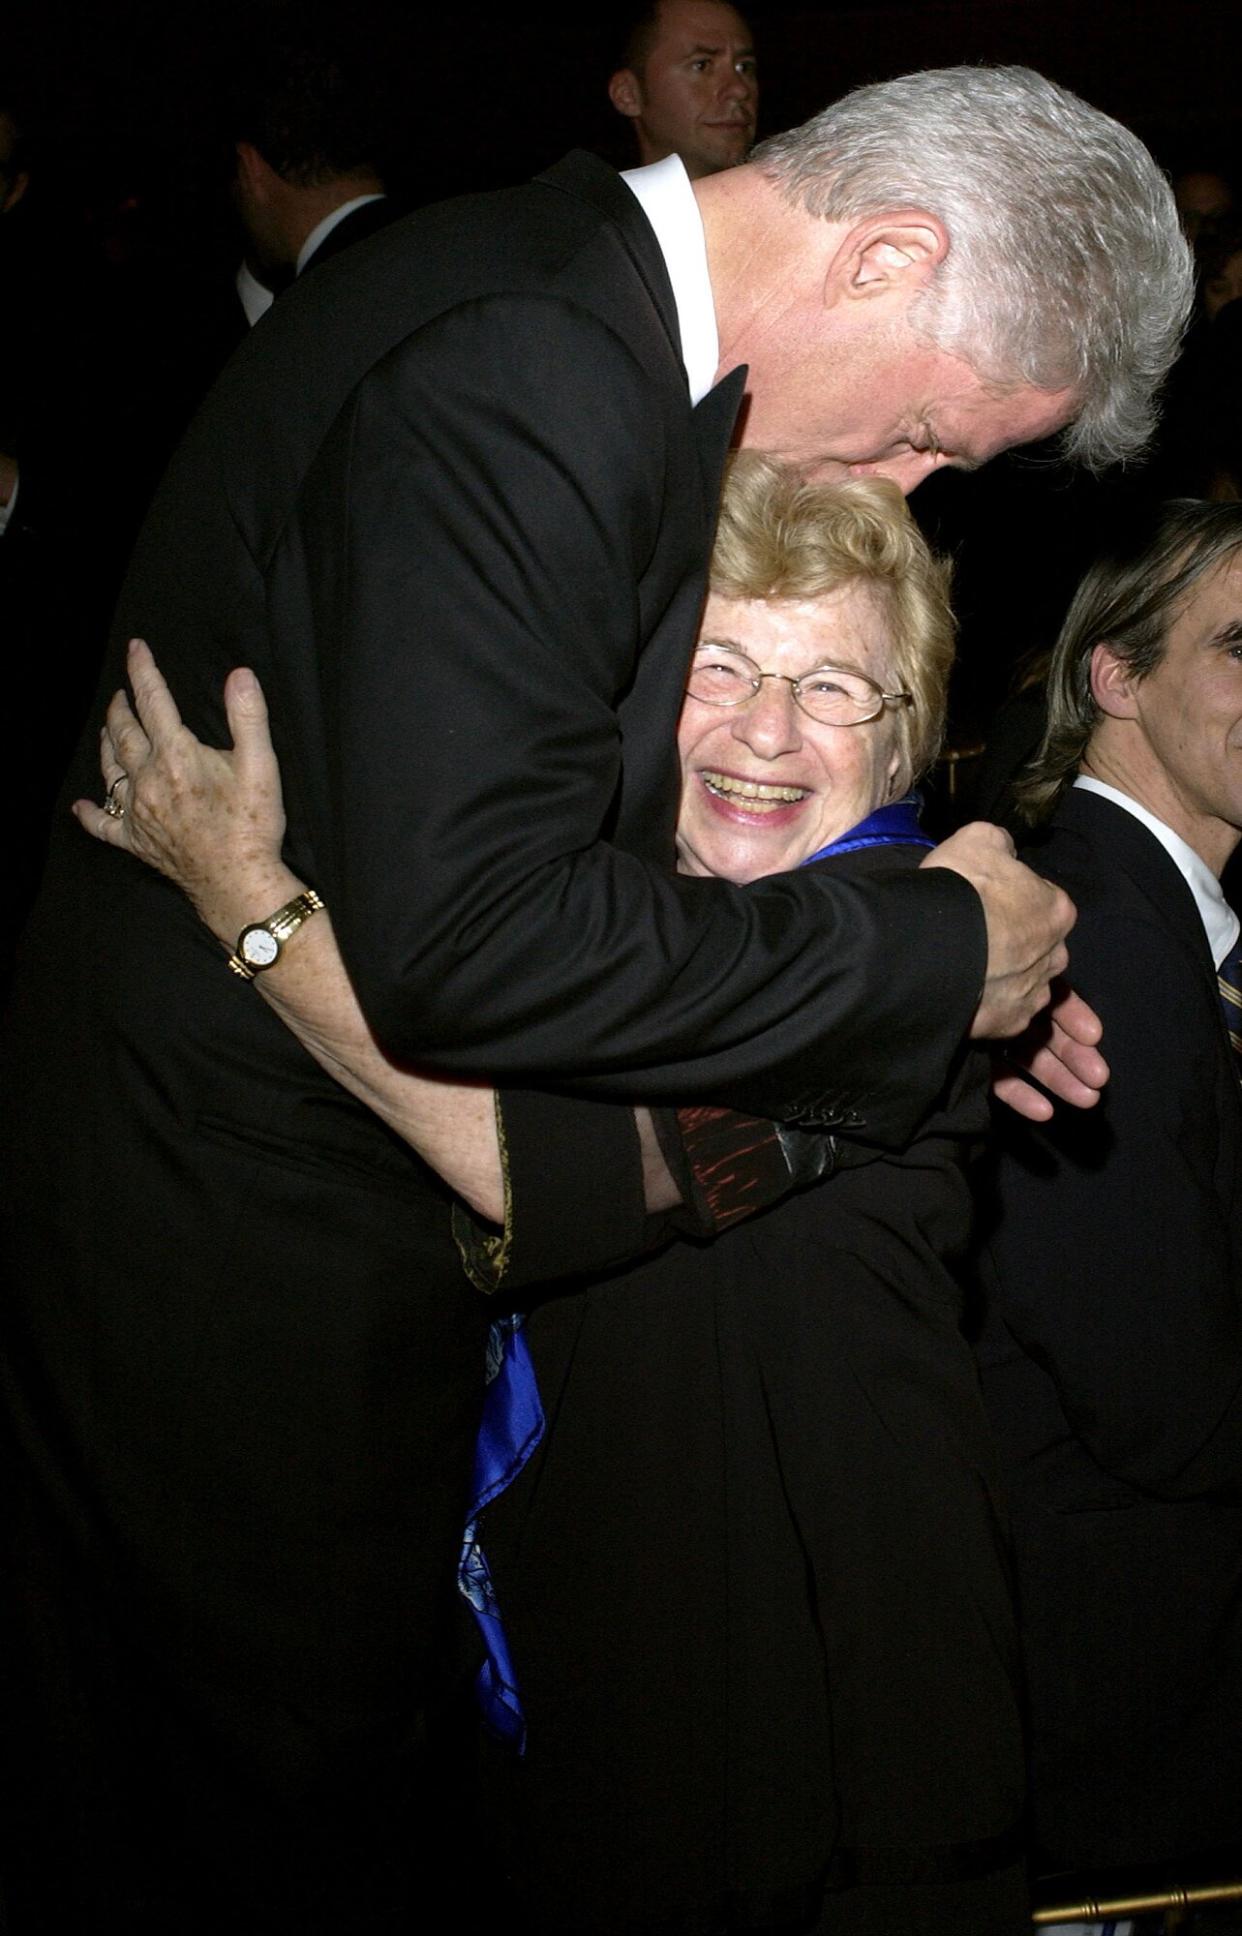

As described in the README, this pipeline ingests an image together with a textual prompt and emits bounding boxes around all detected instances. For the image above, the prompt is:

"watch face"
[240,926,280,970]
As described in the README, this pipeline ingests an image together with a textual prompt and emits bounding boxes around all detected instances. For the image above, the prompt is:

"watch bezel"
[238,924,282,971]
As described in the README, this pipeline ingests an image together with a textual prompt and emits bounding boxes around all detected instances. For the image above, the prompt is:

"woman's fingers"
[75,650,286,880]
[101,644,196,800]
[126,638,186,742]
[104,684,151,778]
[223,667,288,843]
[223,667,277,775]
[98,721,123,788]
[72,792,130,848]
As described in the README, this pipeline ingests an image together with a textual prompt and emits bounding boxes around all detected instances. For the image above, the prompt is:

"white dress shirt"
[236,193,388,330]
[621,156,719,404]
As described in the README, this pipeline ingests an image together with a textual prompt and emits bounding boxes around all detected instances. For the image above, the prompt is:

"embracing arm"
[76,643,680,1236]
[284,296,1075,1136]
[80,639,1090,1286]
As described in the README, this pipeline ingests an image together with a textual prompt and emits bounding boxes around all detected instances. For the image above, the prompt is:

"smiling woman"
[674,455,954,880]
[476,461,1032,1934]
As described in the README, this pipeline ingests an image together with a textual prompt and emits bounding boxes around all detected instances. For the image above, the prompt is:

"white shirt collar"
[1074,775,1240,967]
[236,257,275,328]
[296,193,387,277]
[621,156,719,404]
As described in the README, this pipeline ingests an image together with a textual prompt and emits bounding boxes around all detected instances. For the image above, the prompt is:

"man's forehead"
[1173,552,1242,641]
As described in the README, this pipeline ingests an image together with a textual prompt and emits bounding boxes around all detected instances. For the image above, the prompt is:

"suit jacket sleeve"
[294,292,985,1138]
[982,904,1242,1500]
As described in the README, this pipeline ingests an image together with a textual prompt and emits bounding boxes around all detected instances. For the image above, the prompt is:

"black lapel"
[535,150,684,367]
[1057,788,1218,985]
[692,367,747,530]
[536,151,746,536]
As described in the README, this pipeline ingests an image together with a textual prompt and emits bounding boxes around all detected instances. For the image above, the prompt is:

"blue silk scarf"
[458,791,931,1751]
[796,792,933,864]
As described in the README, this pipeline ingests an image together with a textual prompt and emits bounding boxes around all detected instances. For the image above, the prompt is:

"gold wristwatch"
[228,889,325,980]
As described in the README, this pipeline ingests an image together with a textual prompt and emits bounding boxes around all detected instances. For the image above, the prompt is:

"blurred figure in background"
[0,85,110,989]
[1173,164,1235,248]
[224,14,393,329]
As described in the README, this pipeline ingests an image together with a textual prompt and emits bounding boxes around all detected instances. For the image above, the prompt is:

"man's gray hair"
[753,65,1194,470]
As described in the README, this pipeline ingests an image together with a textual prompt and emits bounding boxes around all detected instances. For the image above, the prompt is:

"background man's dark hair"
[614,1,666,76]
[223,7,386,186]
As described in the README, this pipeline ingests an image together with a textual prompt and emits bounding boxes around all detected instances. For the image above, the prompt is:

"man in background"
[226,20,393,328]
[608,0,757,177]
[978,501,1242,1917]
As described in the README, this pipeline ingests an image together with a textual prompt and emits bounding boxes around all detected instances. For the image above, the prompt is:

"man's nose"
[720,64,756,102]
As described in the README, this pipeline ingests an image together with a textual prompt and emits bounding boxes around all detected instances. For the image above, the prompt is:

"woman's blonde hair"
[709,452,955,796]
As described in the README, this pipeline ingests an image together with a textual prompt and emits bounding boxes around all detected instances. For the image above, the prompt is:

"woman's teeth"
[702,772,809,813]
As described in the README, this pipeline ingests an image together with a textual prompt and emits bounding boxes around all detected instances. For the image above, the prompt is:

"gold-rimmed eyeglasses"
[687,644,913,727]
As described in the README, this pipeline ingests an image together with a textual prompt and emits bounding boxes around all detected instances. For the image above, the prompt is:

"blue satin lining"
[798,793,933,866]
[459,1315,544,1749]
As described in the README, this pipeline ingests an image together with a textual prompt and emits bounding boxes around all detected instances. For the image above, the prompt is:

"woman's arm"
[75,644,830,1259]
[77,643,682,1227]
[76,642,506,1221]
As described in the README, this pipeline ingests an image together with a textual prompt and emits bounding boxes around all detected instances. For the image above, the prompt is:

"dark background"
[5,0,1240,217]
[3,0,1240,778]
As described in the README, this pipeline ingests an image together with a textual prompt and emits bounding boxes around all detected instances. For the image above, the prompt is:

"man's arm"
[81,648,682,1224]
[923,822,1108,1118]
[78,647,857,1290]
[288,295,1064,1140]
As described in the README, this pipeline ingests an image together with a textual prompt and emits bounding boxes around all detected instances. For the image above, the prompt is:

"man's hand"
[991,982,1108,1121]
[922,823,1109,1118]
[921,821,1076,1038]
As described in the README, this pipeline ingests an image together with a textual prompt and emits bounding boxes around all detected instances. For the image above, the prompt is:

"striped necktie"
[1218,933,1242,1069]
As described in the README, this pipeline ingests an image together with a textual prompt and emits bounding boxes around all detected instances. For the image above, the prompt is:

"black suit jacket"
[9,151,989,1283]
[96,151,980,1113]
[975,786,1242,1871]
[0,153,985,1917]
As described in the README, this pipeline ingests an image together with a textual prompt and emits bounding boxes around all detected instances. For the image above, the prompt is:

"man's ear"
[0,166,29,215]
[828,212,949,305]
[608,68,643,120]
[235,140,277,202]
[1089,640,1142,719]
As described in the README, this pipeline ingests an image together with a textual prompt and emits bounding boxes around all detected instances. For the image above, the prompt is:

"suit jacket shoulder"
[979,785,1242,1501]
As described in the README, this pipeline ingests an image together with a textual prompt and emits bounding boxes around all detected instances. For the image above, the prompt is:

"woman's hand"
[73,639,289,924]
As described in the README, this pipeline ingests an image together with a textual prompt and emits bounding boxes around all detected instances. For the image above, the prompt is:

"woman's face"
[675,584,905,884]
